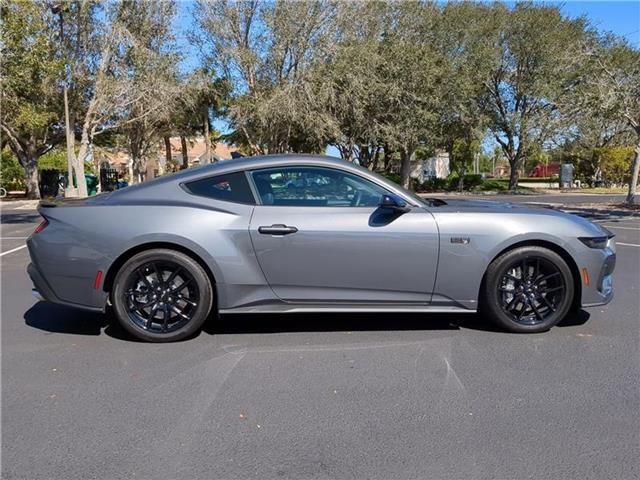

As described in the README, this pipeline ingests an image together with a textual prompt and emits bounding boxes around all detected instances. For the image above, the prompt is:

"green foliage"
[38,148,67,171]
[446,173,484,191]
[449,138,481,176]
[477,180,509,192]
[419,177,448,192]
[378,172,402,185]
[1,2,63,133]
[600,147,635,185]
[0,149,26,191]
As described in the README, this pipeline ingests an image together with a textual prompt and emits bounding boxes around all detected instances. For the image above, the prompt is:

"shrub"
[420,177,448,192]
[447,173,483,191]
[0,149,26,191]
[379,171,401,185]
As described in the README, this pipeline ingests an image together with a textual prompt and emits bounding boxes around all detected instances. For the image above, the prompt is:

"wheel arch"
[479,239,582,310]
[103,242,218,297]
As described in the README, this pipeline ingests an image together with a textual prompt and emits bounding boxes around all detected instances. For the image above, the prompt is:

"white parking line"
[0,236,28,239]
[617,242,640,248]
[0,244,27,257]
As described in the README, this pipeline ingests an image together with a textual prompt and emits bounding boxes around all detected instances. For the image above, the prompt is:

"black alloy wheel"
[497,256,565,325]
[482,246,574,333]
[112,249,213,342]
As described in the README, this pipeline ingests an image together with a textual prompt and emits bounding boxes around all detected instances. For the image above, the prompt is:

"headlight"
[579,229,615,249]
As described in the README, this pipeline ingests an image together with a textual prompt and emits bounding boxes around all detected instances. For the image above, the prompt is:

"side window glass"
[251,167,388,207]
[184,172,255,204]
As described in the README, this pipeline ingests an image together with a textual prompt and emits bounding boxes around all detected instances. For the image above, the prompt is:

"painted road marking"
[0,245,27,257]
[617,242,640,248]
[0,236,28,239]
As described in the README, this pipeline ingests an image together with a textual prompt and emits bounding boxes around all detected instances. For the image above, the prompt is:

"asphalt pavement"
[1,196,639,479]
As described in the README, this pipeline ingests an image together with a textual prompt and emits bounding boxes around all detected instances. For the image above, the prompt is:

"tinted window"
[185,172,255,204]
[250,167,388,207]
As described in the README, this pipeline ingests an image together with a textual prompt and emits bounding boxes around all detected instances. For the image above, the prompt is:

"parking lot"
[1,198,639,479]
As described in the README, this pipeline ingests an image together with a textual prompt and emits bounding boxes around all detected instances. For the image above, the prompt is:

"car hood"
[433,198,534,210]
[428,198,608,237]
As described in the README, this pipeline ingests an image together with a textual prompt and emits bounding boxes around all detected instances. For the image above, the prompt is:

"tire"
[112,249,213,342]
[481,246,574,333]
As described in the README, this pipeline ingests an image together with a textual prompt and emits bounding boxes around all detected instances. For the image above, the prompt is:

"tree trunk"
[74,131,89,198]
[369,146,381,172]
[458,167,467,192]
[507,155,521,191]
[163,135,172,173]
[626,142,640,206]
[203,107,212,164]
[383,145,393,172]
[400,148,412,190]
[180,135,189,170]
[63,86,78,197]
[23,148,41,200]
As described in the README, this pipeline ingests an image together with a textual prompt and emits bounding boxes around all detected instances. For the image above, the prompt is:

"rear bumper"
[27,262,105,313]
[28,262,60,304]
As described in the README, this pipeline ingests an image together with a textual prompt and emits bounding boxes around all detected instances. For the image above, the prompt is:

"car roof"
[107,155,361,193]
[102,154,421,206]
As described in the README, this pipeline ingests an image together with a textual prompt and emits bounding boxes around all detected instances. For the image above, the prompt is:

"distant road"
[427,192,626,205]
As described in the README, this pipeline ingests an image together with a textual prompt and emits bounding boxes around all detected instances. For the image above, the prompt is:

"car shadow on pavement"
[206,308,590,335]
[25,301,109,336]
[0,212,41,224]
[24,301,591,341]
[24,301,146,342]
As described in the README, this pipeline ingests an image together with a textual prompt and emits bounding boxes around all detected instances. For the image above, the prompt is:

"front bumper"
[581,250,616,307]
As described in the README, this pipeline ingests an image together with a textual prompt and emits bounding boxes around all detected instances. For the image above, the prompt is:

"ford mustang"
[27,155,615,342]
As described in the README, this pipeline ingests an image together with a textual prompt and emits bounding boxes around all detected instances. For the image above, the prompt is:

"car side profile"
[27,155,616,342]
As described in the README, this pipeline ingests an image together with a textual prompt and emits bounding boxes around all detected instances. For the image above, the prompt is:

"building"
[94,137,239,181]
[410,150,450,183]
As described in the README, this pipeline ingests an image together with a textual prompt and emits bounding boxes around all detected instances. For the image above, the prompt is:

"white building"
[410,150,450,182]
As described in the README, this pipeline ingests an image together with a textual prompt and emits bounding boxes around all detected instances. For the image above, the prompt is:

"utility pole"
[54,5,77,197]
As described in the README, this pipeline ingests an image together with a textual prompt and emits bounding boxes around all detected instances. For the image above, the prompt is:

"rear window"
[184,172,255,204]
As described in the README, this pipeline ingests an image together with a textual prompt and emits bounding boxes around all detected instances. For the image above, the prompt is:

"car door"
[248,165,439,304]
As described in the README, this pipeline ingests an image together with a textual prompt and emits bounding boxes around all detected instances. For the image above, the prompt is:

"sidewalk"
[0,199,40,210]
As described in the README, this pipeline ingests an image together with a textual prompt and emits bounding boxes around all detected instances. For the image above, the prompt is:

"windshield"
[357,167,445,208]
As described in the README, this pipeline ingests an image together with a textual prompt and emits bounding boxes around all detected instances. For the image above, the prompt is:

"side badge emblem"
[451,237,471,245]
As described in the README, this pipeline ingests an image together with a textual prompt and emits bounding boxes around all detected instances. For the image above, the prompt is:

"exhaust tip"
[31,288,44,301]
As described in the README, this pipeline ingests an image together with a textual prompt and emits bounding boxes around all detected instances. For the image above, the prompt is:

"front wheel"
[482,246,574,333]
[112,249,213,342]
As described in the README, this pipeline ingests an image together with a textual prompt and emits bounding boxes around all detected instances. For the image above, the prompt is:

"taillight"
[33,219,49,235]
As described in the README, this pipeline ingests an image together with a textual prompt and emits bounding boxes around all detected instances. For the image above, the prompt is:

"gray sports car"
[27,155,615,342]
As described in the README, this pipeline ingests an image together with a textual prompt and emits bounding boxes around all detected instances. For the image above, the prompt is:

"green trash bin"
[85,174,98,196]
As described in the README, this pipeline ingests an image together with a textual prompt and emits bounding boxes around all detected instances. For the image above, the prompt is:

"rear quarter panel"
[29,194,264,310]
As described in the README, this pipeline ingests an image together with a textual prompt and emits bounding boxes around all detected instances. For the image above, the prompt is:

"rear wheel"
[482,246,574,333]
[112,249,213,342]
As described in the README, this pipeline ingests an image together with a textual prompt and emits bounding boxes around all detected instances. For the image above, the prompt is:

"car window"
[250,167,388,207]
[184,171,255,204]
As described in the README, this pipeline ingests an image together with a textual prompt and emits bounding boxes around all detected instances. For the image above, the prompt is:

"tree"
[1,2,64,199]
[436,2,492,188]
[572,34,640,204]
[195,0,336,155]
[305,1,387,166]
[116,0,182,182]
[482,3,587,190]
[376,2,444,189]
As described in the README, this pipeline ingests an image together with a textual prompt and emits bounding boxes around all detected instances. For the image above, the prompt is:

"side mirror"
[379,194,411,213]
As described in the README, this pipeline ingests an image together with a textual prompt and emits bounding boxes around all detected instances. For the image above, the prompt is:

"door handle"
[258,224,298,235]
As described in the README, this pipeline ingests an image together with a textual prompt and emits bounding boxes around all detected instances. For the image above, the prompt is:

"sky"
[551,1,639,47]
[176,0,640,154]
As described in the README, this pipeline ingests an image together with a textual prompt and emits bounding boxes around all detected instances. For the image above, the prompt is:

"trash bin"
[560,163,574,189]
[85,174,98,196]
